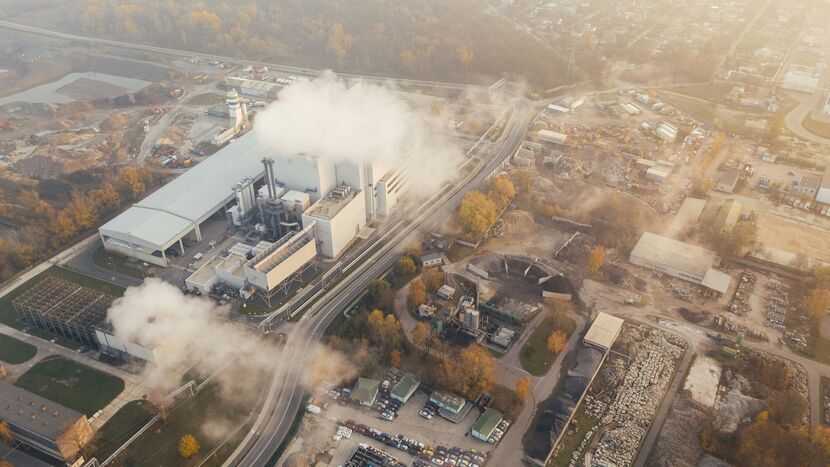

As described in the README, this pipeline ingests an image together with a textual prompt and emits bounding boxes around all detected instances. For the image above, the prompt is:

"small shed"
[351,378,379,406]
[471,408,504,442]
[390,374,420,403]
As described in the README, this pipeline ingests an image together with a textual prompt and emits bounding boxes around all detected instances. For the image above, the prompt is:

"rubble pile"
[728,271,755,315]
[588,327,686,466]
[764,276,789,330]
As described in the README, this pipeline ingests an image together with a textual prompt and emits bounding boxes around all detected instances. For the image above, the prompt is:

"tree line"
[0,166,160,280]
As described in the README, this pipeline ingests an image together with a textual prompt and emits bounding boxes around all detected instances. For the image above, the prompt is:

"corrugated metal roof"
[584,312,624,350]
[630,232,717,279]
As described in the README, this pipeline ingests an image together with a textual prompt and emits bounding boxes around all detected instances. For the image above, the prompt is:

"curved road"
[224,101,535,466]
[784,91,830,146]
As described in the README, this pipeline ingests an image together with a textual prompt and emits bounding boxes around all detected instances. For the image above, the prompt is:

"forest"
[0,0,568,88]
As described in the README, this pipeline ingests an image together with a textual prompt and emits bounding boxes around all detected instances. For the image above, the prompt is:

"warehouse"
[99,131,271,267]
[629,232,732,294]
[390,374,420,404]
[351,378,380,407]
[471,408,504,443]
[818,166,830,205]
[715,170,739,193]
[537,129,568,145]
[0,381,94,462]
[583,312,624,351]
[95,322,159,363]
[429,391,471,423]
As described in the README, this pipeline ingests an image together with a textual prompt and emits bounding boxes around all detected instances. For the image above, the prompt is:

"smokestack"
[266,158,277,200]
[261,157,275,200]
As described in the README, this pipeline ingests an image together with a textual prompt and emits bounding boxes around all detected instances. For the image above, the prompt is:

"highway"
[224,100,535,466]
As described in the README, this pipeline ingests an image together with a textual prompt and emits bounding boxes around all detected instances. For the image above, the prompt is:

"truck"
[306,404,321,414]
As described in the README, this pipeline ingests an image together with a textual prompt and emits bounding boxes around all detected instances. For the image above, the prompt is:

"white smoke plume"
[106,278,276,394]
[254,72,465,195]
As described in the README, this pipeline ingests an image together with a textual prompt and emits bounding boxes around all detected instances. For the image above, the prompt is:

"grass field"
[15,356,124,415]
[669,82,735,102]
[108,381,263,466]
[0,332,37,364]
[520,316,559,376]
[92,246,149,279]
[0,266,125,349]
[188,93,225,106]
[802,114,830,139]
[95,400,156,460]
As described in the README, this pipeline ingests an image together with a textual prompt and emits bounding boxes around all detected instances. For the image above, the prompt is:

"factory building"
[818,167,830,206]
[715,169,739,193]
[390,374,420,404]
[629,232,732,295]
[95,323,159,364]
[0,381,94,462]
[583,312,624,351]
[471,408,504,443]
[302,184,366,258]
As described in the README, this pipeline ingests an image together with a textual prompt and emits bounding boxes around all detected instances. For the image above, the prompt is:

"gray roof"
[630,232,717,279]
[391,374,420,399]
[701,268,733,294]
[351,378,379,403]
[584,312,624,350]
[472,408,503,436]
[0,380,85,441]
[100,131,271,249]
[717,170,739,187]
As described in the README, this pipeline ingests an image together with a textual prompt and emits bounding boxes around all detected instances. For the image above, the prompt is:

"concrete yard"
[682,355,722,407]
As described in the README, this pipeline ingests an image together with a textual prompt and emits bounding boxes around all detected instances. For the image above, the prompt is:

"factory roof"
[714,199,743,230]
[800,174,822,191]
[701,268,733,294]
[429,391,466,412]
[584,312,624,350]
[717,169,739,187]
[665,198,706,237]
[185,255,225,287]
[0,380,86,439]
[472,408,503,436]
[304,186,360,221]
[630,232,717,279]
[100,131,270,249]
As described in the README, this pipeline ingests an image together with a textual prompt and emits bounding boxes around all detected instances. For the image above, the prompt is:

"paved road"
[224,101,534,466]
[66,237,144,288]
[784,91,830,146]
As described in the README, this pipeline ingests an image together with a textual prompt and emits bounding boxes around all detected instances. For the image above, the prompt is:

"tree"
[547,330,567,354]
[487,175,516,207]
[382,314,402,350]
[367,309,386,344]
[412,322,429,354]
[456,45,474,68]
[458,191,497,240]
[405,242,422,258]
[407,278,426,309]
[116,166,146,200]
[396,256,417,276]
[367,279,393,310]
[179,434,200,458]
[328,23,353,63]
[50,211,77,242]
[421,267,444,292]
[802,288,830,322]
[514,171,533,193]
[68,191,96,230]
[768,390,807,427]
[452,344,495,397]
[390,348,402,367]
[0,420,12,443]
[89,182,121,212]
[588,246,605,273]
[515,377,531,399]
[0,460,12,467]
[400,50,417,73]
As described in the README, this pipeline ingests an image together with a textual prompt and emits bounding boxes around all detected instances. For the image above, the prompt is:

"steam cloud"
[254,72,464,195]
[107,279,276,394]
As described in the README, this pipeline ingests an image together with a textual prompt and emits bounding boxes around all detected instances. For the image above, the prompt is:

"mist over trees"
[0,0,568,87]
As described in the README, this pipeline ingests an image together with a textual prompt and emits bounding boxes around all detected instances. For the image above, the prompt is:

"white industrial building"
[583,312,624,351]
[100,129,408,267]
[629,232,732,295]
[817,167,830,205]
[537,129,568,145]
[95,324,159,363]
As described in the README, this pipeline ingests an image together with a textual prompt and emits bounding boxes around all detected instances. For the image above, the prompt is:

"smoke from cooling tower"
[254,72,464,195]
[106,279,276,393]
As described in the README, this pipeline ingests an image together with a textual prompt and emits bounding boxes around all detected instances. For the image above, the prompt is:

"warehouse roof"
[100,131,271,249]
[472,408,503,437]
[391,374,420,399]
[701,268,733,294]
[630,232,717,279]
[351,378,379,404]
[584,312,624,350]
[0,380,86,439]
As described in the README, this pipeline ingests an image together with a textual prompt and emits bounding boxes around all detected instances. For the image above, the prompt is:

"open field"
[0,332,38,364]
[519,316,559,376]
[0,267,125,349]
[802,114,830,139]
[755,213,830,264]
[95,400,156,460]
[14,356,124,415]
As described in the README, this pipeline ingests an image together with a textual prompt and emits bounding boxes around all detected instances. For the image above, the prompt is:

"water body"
[0,72,151,106]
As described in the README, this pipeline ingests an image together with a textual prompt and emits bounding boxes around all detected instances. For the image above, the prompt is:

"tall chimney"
[261,158,275,199]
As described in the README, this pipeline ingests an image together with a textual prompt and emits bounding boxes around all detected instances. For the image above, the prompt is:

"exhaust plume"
[254,72,464,195]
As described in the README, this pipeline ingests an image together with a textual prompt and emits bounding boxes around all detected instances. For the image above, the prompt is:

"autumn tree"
[400,50,417,73]
[515,377,531,399]
[367,309,386,344]
[0,420,12,443]
[458,191,497,240]
[116,166,146,200]
[412,321,430,354]
[390,348,402,367]
[68,191,96,230]
[448,344,496,397]
[407,277,427,309]
[421,267,444,292]
[487,175,516,207]
[50,211,78,242]
[89,182,121,212]
[456,45,474,68]
[802,287,830,322]
[328,23,353,63]
[179,434,200,458]
[405,241,423,258]
[382,314,402,350]
[396,255,417,276]
[547,330,567,354]
[768,390,807,427]
[514,171,533,193]
[588,246,605,273]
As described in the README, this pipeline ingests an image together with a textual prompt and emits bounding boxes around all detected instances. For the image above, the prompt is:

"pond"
[0,72,151,106]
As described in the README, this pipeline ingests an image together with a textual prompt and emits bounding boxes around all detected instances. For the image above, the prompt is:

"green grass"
[95,400,156,460]
[802,115,830,139]
[188,93,226,106]
[0,332,37,364]
[519,316,560,376]
[109,380,264,467]
[447,244,475,262]
[15,356,125,415]
[92,246,149,279]
[0,267,125,349]
[549,407,595,467]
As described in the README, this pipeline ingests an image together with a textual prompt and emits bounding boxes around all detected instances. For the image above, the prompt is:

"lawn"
[0,267,125,350]
[108,380,264,467]
[15,356,124,415]
[95,400,156,460]
[188,93,225,106]
[520,316,559,376]
[802,114,830,139]
[0,332,37,364]
[92,246,149,279]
